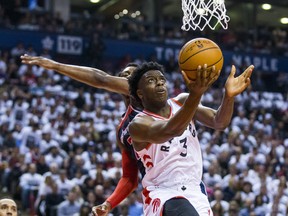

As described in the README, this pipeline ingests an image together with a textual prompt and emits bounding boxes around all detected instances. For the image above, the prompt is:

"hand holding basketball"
[181,64,220,96]
[178,38,223,81]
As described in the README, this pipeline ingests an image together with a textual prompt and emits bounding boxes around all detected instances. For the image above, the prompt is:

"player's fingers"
[91,208,98,216]
[21,60,34,64]
[202,64,208,77]
[208,70,220,87]
[201,64,207,86]
[181,70,191,86]
[244,65,254,78]
[96,208,107,215]
[92,207,107,216]
[229,65,236,77]
[20,54,30,59]
[196,65,202,84]
[211,65,216,74]
[206,65,215,79]
[245,78,251,85]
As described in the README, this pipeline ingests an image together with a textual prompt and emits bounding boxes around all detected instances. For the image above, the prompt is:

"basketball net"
[181,0,230,31]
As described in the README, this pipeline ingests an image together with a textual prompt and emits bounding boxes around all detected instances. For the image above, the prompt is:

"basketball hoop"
[181,0,230,31]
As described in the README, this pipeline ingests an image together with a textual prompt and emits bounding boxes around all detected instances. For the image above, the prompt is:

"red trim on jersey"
[171,98,183,107]
[143,154,151,161]
[106,149,138,209]
[118,105,135,129]
[143,105,172,120]
[174,196,186,199]
[142,187,152,205]
[145,143,152,150]
[127,136,133,145]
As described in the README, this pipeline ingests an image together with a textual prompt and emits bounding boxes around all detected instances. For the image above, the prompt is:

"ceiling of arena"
[70,0,288,28]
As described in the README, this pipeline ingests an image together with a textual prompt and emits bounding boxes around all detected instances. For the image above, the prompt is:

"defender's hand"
[91,202,111,216]
[20,54,56,70]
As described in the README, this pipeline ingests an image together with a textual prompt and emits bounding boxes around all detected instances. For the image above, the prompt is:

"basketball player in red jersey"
[127,61,253,216]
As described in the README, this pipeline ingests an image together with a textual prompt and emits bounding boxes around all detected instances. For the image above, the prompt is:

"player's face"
[138,70,168,106]
[0,199,17,216]
[119,66,136,79]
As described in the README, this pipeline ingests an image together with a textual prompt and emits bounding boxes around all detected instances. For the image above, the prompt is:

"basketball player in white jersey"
[128,62,253,216]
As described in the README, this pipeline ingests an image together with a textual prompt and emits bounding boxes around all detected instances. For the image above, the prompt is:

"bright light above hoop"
[261,3,272,10]
[90,0,100,3]
[280,17,288,24]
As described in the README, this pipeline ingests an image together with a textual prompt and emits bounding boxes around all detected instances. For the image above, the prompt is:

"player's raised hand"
[20,54,56,70]
[225,65,254,98]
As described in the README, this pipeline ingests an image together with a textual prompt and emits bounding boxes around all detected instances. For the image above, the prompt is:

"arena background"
[0,0,287,216]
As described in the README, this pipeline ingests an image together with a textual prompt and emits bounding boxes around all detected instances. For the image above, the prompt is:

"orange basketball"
[178,38,223,80]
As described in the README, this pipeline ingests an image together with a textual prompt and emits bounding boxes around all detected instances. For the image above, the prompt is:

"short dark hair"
[128,61,164,103]
[118,62,139,77]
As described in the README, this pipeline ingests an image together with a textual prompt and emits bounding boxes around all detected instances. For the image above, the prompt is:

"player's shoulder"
[171,92,189,104]
[133,113,153,122]
[130,113,154,129]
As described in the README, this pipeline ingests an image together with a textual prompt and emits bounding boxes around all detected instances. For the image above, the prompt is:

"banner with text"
[0,29,87,55]
[103,39,287,73]
[0,29,287,73]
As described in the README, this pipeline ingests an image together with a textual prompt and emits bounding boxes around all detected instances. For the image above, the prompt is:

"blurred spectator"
[210,189,229,214]
[19,163,43,211]
[26,45,37,57]
[203,163,222,191]
[10,42,25,59]
[81,176,95,198]
[78,203,91,216]
[44,146,64,167]
[127,192,143,216]
[226,200,240,216]
[56,169,75,198]
[239,199,254,216]
[57,190,81,216]
[68,155,89,179]
[93,185,105,206]
[18,118,41,154]
[71,185,85,205]
[35,174,54,215]
[36,155,49,175]
[253,184,269,216]
[45,183,64,216]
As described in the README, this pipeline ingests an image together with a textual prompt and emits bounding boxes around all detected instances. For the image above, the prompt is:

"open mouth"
[156,89,166,93]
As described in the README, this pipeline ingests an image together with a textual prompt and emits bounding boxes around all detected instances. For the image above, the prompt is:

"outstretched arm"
[195,65,254,130]
[92,149,138,216]
[20,54,129,95]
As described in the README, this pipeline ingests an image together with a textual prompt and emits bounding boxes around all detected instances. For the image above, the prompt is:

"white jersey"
[134,98,212,216]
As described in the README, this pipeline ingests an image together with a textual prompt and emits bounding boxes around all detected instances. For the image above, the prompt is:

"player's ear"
[137,89,143,100]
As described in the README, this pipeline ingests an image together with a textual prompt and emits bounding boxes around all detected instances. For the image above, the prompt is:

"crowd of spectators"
[0,2,288,216]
